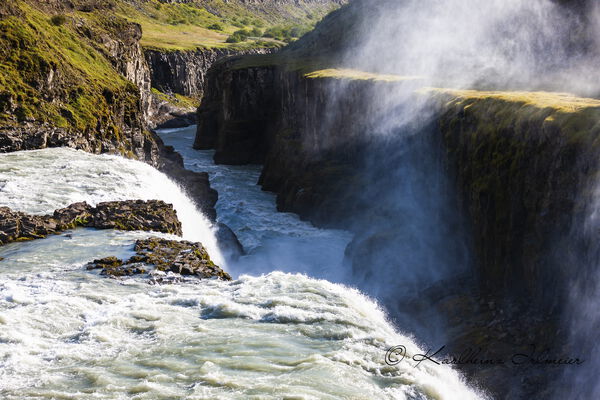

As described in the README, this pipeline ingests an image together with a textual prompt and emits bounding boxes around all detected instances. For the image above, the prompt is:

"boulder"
[86,237,231,282]
[92,200,181,235]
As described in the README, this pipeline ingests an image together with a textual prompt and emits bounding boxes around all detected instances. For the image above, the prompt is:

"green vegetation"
[0,0,345,134]
[0,2,140,132]
[151,88,200,110]
[207,23,223,31]
[111,0,343,51]
[50,14,67,26]
[305,68,423,82]
[262,24,311,42]
[429,88,600,113]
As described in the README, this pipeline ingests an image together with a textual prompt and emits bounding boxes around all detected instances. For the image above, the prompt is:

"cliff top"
[429,89,600,114]
[304,69,422,82]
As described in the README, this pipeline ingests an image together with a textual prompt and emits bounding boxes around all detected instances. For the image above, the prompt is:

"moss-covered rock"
[86,236,231,281]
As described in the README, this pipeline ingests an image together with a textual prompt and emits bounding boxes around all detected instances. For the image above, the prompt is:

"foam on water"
[0,144,486,399]
[157,127,353,281]
[0,147,223,265]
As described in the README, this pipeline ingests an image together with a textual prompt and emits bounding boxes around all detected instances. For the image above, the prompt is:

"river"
[0,126,485,399]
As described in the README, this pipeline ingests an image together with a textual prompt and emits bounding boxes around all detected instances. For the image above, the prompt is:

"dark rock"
[101,264,147,277]
[86,237,231,282]
[92,200,182,235]
[86,256,124,270]
[146,47,277,101]
[215,222,245,260]
[53,202,93,230]
[153,112,196,130]
[0,200,182,246]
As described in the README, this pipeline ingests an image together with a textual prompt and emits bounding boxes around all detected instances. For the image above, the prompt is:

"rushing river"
[0,127,485,399]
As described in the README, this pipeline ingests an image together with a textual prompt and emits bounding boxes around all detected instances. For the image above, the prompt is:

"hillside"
[118,0,346,50]
[0,0,345,143]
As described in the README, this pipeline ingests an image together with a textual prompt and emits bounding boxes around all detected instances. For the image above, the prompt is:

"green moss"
[0,2,141,131]
[151,88,200,109]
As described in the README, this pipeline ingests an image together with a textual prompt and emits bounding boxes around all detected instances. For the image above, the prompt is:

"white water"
[0,147,223,265]
[158,127,353,282]
[0,138,485,399]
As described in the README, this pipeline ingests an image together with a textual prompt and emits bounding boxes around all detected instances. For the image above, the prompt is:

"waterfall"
[0,147,224,266]
[0,145,486,399]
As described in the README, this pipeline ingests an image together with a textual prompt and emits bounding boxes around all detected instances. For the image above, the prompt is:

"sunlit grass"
[304,68,423,82]
[428,88,600,113]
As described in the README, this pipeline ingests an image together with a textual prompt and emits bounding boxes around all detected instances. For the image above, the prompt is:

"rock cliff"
[145,47,275,100]
[0,0,221,220]
[194,55,600,397]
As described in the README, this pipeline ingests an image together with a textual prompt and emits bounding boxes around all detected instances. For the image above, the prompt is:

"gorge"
[1,0,599,399]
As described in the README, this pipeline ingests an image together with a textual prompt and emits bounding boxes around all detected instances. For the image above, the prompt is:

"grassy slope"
[116,0,343,51]
[0,1,140,131]
[0,0,344,130]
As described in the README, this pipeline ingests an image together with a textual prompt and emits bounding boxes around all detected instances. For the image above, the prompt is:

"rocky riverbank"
[0,200,182,246]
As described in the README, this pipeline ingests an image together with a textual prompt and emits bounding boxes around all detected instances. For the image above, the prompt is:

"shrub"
[251,27,262,37]
[208,23,223,31]
[226,29,252,43]
[50,15,67,26]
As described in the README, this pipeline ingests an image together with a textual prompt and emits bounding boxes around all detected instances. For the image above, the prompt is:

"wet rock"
[92,200,181,235]
[0,207,58,244]
[215,222,245,260]
[86,256,123,270]
[101,264,147,277]
[0,200,182,246]
[86,237,231,282]
[53,202,93,230]
[134,237,231,280]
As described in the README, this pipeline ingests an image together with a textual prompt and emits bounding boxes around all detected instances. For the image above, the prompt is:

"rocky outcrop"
[146,47,276,100]
[194,62,280,164]
[0,200,182,245]
[0,1,156,158]
[145,47,277,129]
[86,237,231,281]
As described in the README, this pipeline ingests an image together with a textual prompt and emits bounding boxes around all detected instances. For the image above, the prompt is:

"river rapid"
[0,127,485,399]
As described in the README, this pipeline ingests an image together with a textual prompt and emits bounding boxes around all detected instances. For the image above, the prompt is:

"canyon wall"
[0,0,219,220]
[197,59,600,308]
[145,47,276,100]
[194,59,600,398]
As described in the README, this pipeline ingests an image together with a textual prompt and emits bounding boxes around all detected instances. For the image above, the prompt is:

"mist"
[342,0,600,96]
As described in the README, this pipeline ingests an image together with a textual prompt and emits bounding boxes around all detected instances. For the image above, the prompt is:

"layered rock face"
[145,47,275,100]
[0,1,152,157]
[439,93,600,311]
[196,60,600,308]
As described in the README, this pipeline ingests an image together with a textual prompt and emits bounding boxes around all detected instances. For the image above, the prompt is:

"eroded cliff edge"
[195,57,600,397]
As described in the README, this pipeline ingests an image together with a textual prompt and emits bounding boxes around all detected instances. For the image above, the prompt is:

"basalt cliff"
[194,1,600,397]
